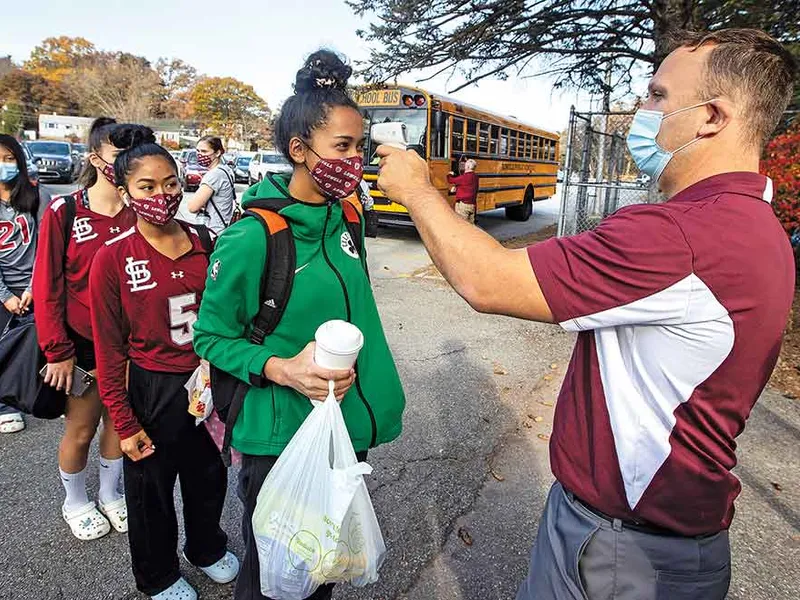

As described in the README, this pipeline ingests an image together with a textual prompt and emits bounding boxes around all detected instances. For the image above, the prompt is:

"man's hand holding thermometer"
[370,122,408,150]
[374,123,434,211]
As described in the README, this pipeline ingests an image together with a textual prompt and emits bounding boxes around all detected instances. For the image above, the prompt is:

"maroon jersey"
[527,173,793,535]
[33,189,136,362]
[90,221,213,439]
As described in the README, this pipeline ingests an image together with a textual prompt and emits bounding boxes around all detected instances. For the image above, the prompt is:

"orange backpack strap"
[342,194,363,219]
[341,196,366,267]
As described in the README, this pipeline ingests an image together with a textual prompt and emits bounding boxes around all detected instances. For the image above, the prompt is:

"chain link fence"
[557,107,663,237]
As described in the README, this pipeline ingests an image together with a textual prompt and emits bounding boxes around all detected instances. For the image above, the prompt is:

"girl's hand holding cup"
[264,320,363,401]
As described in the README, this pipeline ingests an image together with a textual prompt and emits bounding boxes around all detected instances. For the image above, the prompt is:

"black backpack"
[209,194,367,465]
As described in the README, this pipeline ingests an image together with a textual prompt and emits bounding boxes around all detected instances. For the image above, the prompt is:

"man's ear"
[697,99,732,138]
[288,137,307,165]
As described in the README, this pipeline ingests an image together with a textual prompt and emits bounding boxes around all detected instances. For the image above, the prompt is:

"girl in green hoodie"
[193,50,405,600]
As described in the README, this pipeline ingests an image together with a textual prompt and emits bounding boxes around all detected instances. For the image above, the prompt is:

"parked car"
[233,152,255,183]
[248,151,292,185]
[169,151,185,182]
[22,143,40,186]
[222,151,238,169]
[178,148,195,169]
[26,140,81,183]
[181,151,208,192]
[73,143,89,169]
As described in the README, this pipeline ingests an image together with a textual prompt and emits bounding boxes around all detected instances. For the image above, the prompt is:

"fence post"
[558,106,576,237]
[575,118,593,231]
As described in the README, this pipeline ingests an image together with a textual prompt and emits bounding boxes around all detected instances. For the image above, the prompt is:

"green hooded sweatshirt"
[193,173,405,455]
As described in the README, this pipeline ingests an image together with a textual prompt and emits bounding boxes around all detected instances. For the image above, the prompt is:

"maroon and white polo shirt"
[528,172,794,535]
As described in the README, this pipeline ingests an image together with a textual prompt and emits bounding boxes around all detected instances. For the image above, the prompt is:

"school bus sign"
[354,89,401,106]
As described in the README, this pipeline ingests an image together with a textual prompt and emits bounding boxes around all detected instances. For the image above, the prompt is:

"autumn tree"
[0,69,78,129]
[763,124,800,235]
[349,0,799,98]
[63,52,162,122]
[24,36,96,84]
[156,58,199,119]
[190,77,271,146]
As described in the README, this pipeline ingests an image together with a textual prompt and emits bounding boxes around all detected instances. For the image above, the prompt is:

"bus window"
[510,131,518,158]
[525,134,533,159]
[478,123,490,154]
[362,107,428,162]
[451,118,465,155]
[466,120,478,153]
[500,128,509,156]
[550,140,557,161]
[489,125,498,156]
[532,136,540,160]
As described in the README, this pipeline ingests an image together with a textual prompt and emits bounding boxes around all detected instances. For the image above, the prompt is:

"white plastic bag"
[252,384,386,600]
[185,360,213,425]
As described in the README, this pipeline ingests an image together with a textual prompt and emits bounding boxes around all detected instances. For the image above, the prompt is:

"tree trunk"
[651,0,698,69]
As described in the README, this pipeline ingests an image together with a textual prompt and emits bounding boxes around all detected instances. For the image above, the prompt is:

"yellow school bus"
[355,84,560,225]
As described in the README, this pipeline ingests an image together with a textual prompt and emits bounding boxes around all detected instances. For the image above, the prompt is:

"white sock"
[98,456,124,505]
[59,467,89,514]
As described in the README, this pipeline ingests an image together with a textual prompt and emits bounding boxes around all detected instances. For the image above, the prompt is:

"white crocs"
[151,577,197,600]
[184,550,240,584]
[98,497,128,533]
[0,413,25,433]
[62,501,111,541]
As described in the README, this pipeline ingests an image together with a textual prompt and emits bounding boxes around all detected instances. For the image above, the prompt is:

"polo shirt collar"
[668,172,773,205]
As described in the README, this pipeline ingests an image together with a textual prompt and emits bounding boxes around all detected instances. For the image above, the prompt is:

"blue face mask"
[0,162,19,183]
[626,100,716,182]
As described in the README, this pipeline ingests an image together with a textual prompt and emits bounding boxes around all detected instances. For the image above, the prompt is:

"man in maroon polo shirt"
[375,29,797,599]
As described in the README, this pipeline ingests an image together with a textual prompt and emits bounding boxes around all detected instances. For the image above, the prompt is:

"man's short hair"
[670,29,797,148]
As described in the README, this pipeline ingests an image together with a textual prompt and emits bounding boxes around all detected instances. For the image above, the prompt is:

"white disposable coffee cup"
[314,320,364,370]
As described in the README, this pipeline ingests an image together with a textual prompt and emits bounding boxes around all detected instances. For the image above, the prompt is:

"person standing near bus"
[376,28,796,600]
[447,158,478,223]
[0,135,42,434]
[33,117,135,540]
[186,136,237,234]
[90,125,237,600]
[193,49,405,600]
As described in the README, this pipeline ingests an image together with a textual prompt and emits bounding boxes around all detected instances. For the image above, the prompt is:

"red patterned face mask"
[96,157,116,185]
[127,192,183,225]
[305,145,363,200]
[196,152,213,168]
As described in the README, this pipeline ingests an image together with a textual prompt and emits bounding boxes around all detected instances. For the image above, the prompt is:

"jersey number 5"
[169,293,197,346]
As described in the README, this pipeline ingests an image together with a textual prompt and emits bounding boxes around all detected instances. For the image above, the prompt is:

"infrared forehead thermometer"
[371,122,408,150]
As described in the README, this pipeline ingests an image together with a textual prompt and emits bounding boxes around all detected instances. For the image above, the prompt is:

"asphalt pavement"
[1,184,798,599]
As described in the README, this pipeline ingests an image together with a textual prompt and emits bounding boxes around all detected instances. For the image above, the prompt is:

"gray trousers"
[517,482,731,600]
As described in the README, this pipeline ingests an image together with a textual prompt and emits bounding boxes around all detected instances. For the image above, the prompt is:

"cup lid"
[315,320,364,354]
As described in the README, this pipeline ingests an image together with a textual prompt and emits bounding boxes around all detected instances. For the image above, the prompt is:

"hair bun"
[294,50,352,94]
[109,124,156,151]
[89,116,117,136]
